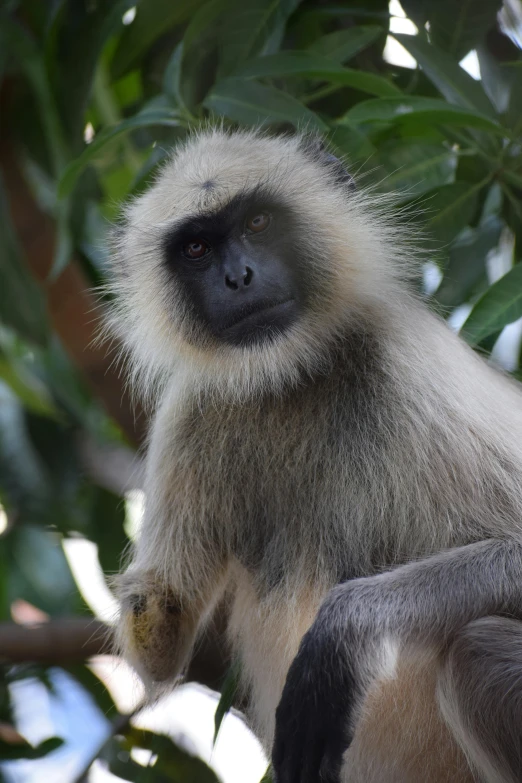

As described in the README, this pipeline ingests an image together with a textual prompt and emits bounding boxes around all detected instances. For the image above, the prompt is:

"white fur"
[109,129,522,778]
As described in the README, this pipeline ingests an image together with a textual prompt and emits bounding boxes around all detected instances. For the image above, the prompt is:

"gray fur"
[108,129,522,781]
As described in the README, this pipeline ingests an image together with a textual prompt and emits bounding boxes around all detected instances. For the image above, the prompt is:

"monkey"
[107,128,522,783]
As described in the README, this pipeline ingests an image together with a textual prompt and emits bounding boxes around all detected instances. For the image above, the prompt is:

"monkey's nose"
[225,265,253,290]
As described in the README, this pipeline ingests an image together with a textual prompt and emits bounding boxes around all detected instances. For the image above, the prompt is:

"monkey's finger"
[300,729,330,783]
[273,719,310,783]
[317,734,347,783]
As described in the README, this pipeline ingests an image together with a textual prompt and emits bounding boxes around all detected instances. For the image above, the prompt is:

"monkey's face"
[109,130,401,399]
[162,189,306,347]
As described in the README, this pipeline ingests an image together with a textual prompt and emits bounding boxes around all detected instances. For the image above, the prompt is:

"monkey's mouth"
[217,298,297,345]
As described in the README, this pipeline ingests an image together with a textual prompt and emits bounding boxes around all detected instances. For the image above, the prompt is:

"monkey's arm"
[114,399,230,686]
[272,537,522,783]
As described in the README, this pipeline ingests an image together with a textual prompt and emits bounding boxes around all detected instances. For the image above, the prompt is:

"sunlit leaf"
[429,0,503,61]
[213,660,241,745]
[476,44,512,114]
[394,34,496,118]
[123,728,220,783]
[340,96,502,133]
[307,25,383,63]
[461,259,522,345]
[435,217,502,308]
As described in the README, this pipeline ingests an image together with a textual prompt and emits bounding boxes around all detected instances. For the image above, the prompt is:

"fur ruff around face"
[106,128,417,406]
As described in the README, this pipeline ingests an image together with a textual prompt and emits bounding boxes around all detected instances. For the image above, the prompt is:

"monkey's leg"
[341,653,474,783]
[438,616,522,783]
[273,538,522,783]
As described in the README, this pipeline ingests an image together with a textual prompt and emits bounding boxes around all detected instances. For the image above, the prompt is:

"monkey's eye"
[182,240,210,260]
[245,212,271,234]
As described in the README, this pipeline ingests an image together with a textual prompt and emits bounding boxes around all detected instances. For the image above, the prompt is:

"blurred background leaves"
[0,0,521,780]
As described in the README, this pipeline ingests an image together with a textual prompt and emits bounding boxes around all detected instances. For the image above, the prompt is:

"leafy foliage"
[0,0,521,780]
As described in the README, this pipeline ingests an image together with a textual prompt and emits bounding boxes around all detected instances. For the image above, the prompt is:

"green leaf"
[90,487,127,574]
[260,767,273,783]
[46,0,136,145]
[9,524,80,615]
[424,181,486,245]
[364,141,456,199]
[394,34,496,118]
[329,124,376,163]
[163,42,187,112]
[50,202,73,279]
[399,0,430,27]
[213,660,241,745]
[183,0,235,50]
[340,96,502,133]
[504,63,522,131]
[434,217,502,308]
[461,260,522,345]
[111,0,205,79]
[59,110,183,197]
[31,737,64,758]
[0,735,63,761]
[429,0,503,61]
[0,179,48,346]
[307,25,383,63]
[476,44,512,114]
[217,0,303,77]
[66,663,118,720]
[232,52,401,97]
[124,728,220,783]
[0,386,49,518]
[204,79,327,130]
[0,16,68,174]
[0,354,57,419]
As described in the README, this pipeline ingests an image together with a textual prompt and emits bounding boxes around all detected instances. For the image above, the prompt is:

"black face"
[163,189,307,347]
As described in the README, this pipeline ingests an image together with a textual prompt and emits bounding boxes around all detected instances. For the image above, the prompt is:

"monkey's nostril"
[225,275,239,290]
[225,267,253,290]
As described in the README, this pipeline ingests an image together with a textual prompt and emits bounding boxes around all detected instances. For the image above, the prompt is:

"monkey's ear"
[299,137,356,192]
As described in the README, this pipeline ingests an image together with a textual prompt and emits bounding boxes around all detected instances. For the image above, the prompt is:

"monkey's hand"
[272,578,383,783]
[114,569,202,687]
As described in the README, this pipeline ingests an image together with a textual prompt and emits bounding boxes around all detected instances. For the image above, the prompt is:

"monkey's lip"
[219,297,296,333]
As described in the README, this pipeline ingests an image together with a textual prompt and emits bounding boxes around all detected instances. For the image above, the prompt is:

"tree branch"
[0,613,230,691]
[0,619,109,663]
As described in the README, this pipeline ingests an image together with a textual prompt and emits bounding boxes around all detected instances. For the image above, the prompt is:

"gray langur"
[108,129,522,783]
